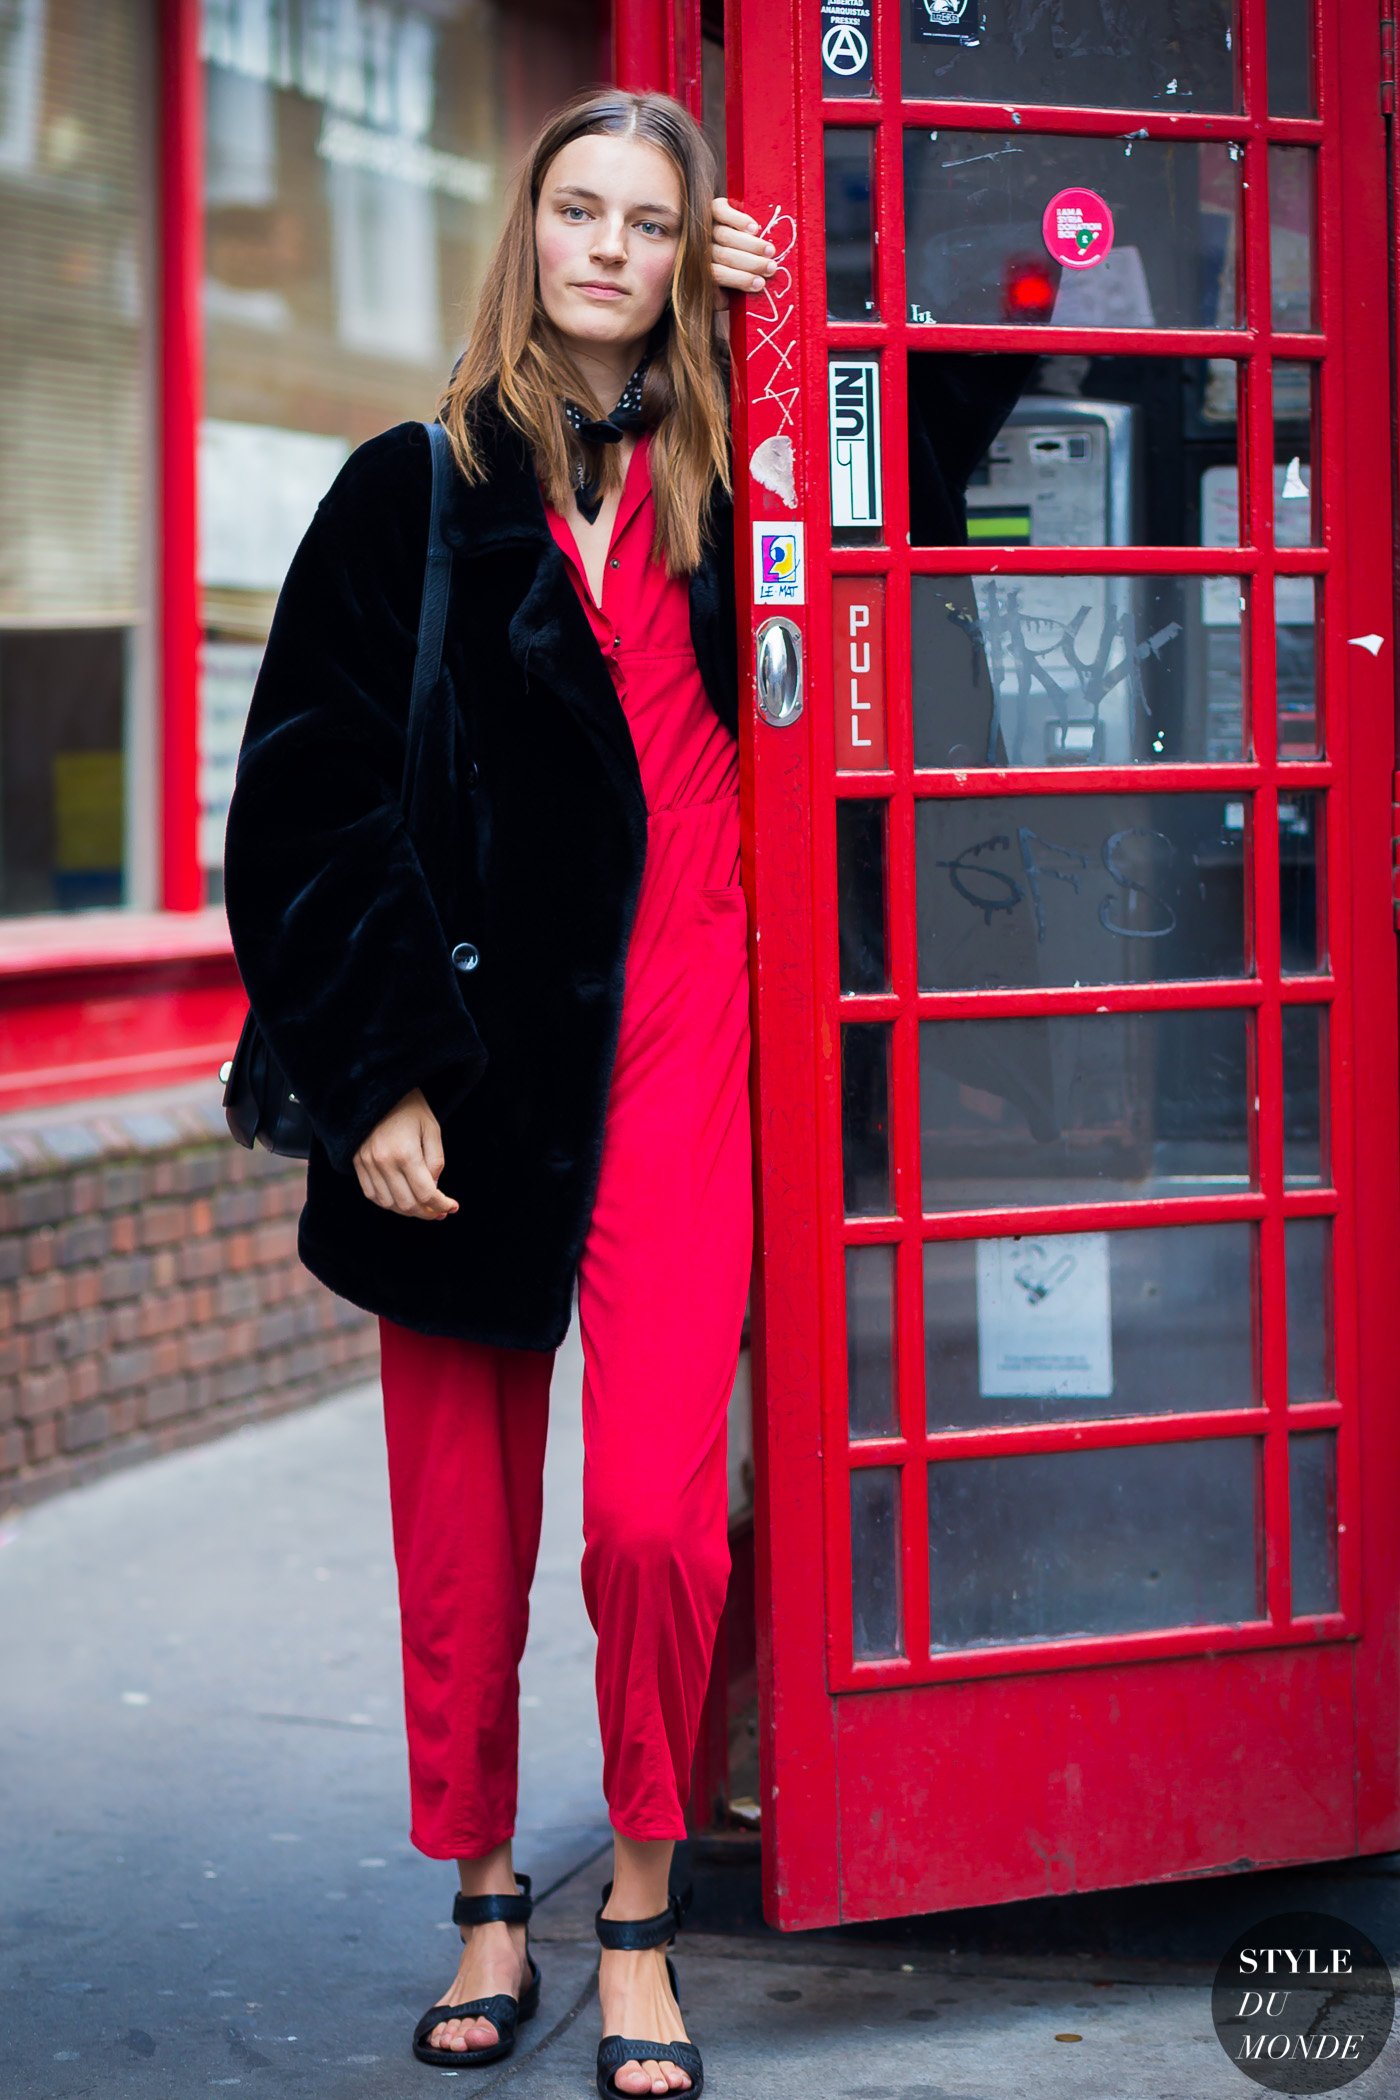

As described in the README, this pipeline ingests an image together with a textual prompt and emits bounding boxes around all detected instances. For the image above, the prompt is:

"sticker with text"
[1042,187,1115,270]
[753,521,806,606]
[828,358,882,531]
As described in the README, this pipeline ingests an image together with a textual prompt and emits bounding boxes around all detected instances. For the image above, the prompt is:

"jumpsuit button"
[611,635,621,650]
[609,557,620,569]
[450,942,480,973]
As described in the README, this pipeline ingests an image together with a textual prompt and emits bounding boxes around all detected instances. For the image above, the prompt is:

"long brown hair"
[437,88,730,577]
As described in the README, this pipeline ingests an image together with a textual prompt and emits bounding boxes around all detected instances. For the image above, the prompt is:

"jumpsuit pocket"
[698,884,746,909]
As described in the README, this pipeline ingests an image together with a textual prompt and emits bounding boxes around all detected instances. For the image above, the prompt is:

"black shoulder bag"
[220,418,457,1159]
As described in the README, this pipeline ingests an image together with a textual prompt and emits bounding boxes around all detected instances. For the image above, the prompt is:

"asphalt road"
[3,1324,1397,2099]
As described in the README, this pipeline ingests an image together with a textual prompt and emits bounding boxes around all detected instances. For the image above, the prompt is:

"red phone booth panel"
[728,0,1400,1928]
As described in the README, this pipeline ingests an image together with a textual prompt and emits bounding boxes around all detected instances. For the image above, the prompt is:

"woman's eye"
[638,220,670,238]
[563,206,589,221]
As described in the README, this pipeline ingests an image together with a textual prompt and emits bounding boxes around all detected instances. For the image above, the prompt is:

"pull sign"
[833,577,887,769]
[829,358,882,530]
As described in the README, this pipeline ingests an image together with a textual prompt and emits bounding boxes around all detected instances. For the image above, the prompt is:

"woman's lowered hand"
[353,1088,459,1220]
[710,195,777,296]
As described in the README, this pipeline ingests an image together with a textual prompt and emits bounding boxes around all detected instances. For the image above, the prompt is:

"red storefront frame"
[0,0,621,1111]
[727,0,1400,1928]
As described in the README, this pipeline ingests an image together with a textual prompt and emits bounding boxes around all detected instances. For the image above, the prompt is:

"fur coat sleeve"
[222,433,488,1178]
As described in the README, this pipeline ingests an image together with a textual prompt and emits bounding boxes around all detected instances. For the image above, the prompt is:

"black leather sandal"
[594,1881,703,2100]
[411,1872,541,2069]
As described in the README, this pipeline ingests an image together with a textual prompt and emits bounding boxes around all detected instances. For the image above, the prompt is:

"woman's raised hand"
[710,196,777,296]
[353,1088,459,1220]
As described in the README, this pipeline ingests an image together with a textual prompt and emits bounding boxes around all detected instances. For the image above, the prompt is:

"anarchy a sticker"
[821,0,873,91]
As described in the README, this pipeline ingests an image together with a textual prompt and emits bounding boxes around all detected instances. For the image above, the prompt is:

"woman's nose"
[590,218,627,262]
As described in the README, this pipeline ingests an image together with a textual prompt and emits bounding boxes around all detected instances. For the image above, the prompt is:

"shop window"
[198,0,606,903]
[0,0,155,915]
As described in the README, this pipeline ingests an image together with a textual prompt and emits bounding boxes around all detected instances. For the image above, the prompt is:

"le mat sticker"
[753,521,806,606]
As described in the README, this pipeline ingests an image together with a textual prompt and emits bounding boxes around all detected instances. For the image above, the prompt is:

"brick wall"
[0,1081,378,1512]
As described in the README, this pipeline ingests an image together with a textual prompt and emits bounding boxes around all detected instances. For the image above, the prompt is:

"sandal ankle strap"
[453,1871,533,1929]
[594,1880,691,1951]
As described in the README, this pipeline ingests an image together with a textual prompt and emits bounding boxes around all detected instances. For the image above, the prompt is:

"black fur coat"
[223,396,739,1348]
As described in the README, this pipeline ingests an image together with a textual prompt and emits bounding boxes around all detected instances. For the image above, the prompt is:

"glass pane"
[1277,579,1320,760]
[1273,362,1320,545]
[913,575,1245,769]
[1279,791,1322,973]
[2,6,153,913]
[852,1467,903,1658]
[200,5,605,906]
[838,800,888,993]
[848,1244,898,1438]
[826,129,876,319]
[821,0,875,96]
[910,354,1246,551]
[925,1224,1258,1429]
[1282,1006,1325,1187]
[1270,147,1316,332]
[928,1438,1263,1649]
[920,1008,1251,1212]
[904,135,1240,331]
[1286,1218,1333,1400]
[843,1023,894,1215]
[915,794,1247,989]
[1268,0,1315,115]
[902,1,1239,111]
[908,354,1259,768]
[1289,1431,1338,1614]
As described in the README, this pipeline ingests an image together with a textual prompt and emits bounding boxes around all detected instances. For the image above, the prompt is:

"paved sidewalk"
[2,1333,1397,2099]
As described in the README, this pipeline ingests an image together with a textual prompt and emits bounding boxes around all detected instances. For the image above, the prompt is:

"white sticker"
[750,433,798,510]
[828,358,882,530]
[752,520,805,605]
[1200,462,1314,628]
[976,1233,1113,1400]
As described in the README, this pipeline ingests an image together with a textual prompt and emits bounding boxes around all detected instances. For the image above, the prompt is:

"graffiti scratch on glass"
[943,583,1184,765]
[934,826,1180,939]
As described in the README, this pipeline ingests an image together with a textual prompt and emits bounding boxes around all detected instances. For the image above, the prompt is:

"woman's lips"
[574,282,627,299]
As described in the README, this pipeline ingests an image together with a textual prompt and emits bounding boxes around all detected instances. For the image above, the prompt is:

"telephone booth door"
[726,0,1400,1928]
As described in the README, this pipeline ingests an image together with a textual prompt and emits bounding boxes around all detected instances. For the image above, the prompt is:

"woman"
[223,86,775,2099]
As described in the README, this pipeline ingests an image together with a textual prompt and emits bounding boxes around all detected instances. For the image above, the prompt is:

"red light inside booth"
[1003,257,1057,321]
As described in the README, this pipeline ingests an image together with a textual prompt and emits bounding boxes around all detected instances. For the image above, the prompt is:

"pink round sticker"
[1042,187,1115,270]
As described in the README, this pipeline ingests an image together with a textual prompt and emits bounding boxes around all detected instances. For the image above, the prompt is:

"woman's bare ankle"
[456,1840,522,1900]
[603,1832,675,1921]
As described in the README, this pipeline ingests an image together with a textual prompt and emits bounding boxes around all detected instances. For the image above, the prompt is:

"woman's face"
[534,132,683,365]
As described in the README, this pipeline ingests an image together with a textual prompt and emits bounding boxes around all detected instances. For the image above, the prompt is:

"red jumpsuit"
[378,433,753,1856]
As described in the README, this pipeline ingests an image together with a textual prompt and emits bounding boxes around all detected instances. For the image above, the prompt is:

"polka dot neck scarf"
[561,357,651,523]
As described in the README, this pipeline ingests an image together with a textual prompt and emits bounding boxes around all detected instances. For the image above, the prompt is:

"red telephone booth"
[716,0,1400,1928]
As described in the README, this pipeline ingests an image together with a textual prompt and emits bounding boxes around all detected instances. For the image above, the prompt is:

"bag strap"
[400,418,456,808]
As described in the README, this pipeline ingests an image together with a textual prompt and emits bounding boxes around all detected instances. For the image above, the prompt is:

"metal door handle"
[755,617,803,727]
